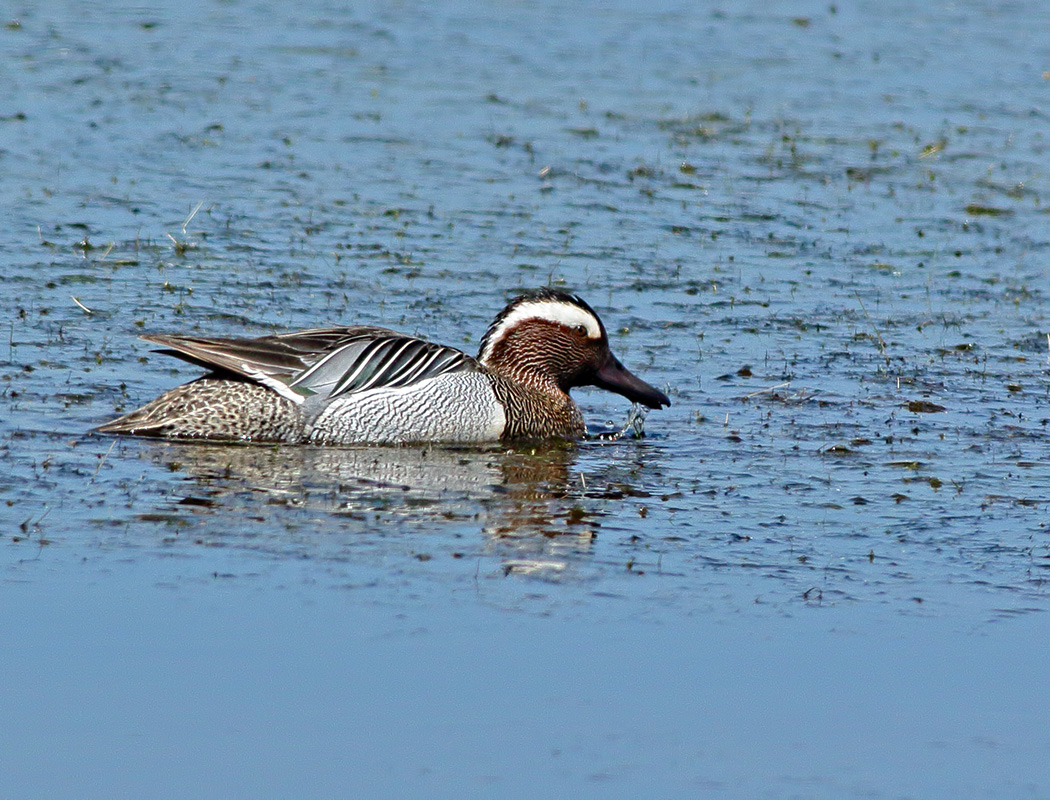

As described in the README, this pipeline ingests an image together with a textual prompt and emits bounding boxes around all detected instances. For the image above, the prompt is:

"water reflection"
[139,439,615,576]
[146,437,586,499]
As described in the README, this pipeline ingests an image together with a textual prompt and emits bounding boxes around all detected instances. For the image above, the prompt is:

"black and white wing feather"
[290,333,475,399]
[143,326,477,404]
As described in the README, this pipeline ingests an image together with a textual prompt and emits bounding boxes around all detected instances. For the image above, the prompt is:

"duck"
[94,288,670,444]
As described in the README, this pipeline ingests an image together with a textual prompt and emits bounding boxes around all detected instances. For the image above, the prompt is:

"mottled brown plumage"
[98,378,305,442]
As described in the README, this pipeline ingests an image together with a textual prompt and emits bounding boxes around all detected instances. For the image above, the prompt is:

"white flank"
[242,364,305,404]
[481,299,601,361]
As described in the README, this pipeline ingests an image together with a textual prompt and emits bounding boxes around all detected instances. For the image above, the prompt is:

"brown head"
[477,288,670,409]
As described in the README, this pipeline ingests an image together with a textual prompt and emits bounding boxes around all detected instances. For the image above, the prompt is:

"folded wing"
[144,326,477,403]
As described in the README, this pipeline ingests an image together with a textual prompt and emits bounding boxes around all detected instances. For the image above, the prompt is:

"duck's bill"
[594,357,670,409]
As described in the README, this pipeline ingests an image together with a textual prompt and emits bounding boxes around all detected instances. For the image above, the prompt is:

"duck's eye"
[572,324,588,336]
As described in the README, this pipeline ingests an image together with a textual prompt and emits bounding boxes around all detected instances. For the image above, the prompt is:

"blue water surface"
[2,0,1050,797]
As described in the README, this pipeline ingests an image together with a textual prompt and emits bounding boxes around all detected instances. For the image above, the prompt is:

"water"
[3,1,1050,797]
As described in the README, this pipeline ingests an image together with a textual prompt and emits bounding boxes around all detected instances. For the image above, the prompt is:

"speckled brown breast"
[488,373,585,440]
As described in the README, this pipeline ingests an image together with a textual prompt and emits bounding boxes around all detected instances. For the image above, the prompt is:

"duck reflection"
[143,439,610,574]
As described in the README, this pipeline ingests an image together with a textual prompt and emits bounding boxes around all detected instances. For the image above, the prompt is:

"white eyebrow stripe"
[486,300,601,348]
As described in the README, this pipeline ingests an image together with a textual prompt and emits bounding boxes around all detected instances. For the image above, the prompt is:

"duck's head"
[478,288,670,409]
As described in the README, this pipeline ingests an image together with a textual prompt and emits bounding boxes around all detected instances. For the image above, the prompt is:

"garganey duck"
[95,288,670,444]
